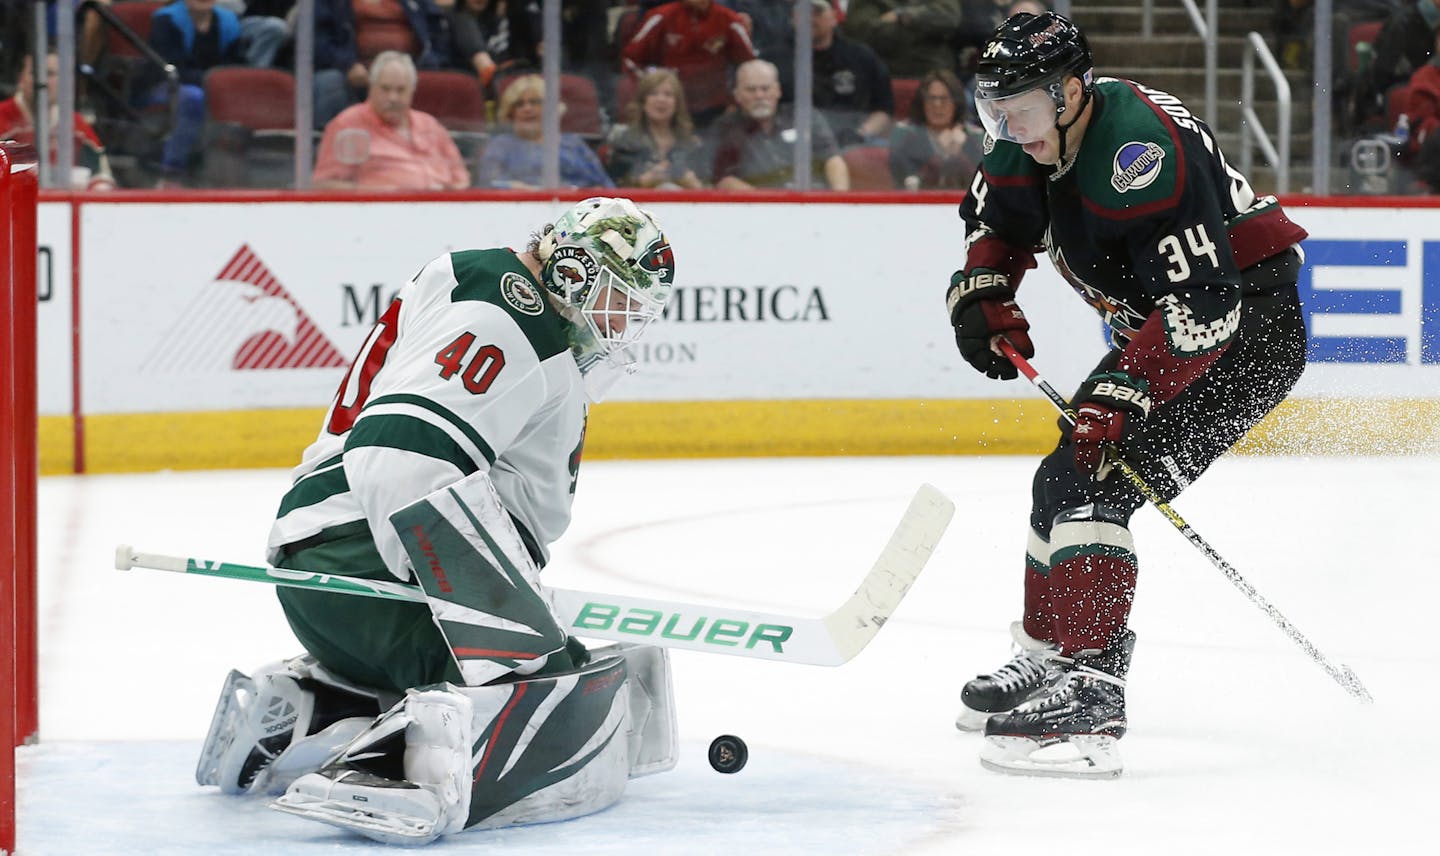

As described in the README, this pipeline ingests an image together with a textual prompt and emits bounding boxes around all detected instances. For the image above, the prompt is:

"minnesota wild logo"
[636,237,675,288]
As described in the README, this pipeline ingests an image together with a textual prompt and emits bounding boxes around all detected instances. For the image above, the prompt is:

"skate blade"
[954,705,994,732]
[270,792,439,845]
[195,670,256,789]
[979,734,1123,779]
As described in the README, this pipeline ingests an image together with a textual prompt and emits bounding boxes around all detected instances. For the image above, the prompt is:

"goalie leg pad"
[271,688,472,846]
[592,643,678,778]
[390,470,570,686]
[272,651,636,843]
[196,654,381,795]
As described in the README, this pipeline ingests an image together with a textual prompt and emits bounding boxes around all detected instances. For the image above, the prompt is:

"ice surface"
[21,455,1437,854]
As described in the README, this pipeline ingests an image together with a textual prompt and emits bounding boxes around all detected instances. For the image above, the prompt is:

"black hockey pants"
[1028,249,1308,536]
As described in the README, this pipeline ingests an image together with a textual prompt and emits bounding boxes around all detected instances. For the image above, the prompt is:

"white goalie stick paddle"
[997,339,1373,703]
[115,484,955,667]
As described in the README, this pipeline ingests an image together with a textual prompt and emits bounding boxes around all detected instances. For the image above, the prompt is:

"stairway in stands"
[1067,0,1314,194]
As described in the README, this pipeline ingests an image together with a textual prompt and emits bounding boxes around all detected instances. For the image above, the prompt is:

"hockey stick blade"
[115,484,954,667]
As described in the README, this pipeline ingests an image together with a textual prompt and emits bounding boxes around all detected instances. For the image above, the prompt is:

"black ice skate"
[955,621,1060,731]
[979,630,1136,779]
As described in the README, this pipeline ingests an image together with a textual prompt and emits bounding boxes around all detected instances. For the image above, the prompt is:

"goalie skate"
[273,767,448,845]
[196,658,378,795]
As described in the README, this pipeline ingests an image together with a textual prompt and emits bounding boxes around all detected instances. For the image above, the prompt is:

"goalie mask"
[537,197,675,401]
[974,11,1093,148]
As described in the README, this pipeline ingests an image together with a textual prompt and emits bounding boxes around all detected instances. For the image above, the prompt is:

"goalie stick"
[115,483,954,667]
[997,339,1373,703]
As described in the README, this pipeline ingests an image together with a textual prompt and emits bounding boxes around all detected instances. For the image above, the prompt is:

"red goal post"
[2,141,40,855]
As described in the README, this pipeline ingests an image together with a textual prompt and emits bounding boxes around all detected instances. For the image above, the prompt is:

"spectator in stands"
[729,0,799,101]
[887,67,981,189]
[476,73,614,188]
[709,58,850,190]
[0,51,117,189]
[142,0,247,186]
[352,0,453,70]
[604,68,704,188]
[955,0,1048,78]
[842,0,962,78]
[1272,0,1396,135]
[1353,0,1440,129]
[215,1,290,67]
[811,0,893,148]
[312,50,470,189]
[1400,26,1440,190]
[622,0,758,129]
[297,0,372,128]
[437,0,541,93]
[20,2,113,71]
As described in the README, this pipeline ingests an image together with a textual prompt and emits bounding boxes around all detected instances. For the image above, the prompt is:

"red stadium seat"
[203,68,298,187]
[559,74,605,138]
[413,70,487,134]
[1347,20,1383,73]
[891,77,921,121]
[205,67,296,131]
[1387,83,1411,130]
[104,1,163,59]
[613,74,639,124]
[842,145,893,191]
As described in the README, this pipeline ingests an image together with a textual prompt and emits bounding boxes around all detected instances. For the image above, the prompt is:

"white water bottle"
[1394,113,1411,149]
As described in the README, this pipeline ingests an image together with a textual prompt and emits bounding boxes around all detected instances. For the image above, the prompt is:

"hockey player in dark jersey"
[946,12,1309,778]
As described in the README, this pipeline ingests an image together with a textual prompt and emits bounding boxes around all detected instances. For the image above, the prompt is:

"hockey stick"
[996,339,1373,703]
[115,483,954,667]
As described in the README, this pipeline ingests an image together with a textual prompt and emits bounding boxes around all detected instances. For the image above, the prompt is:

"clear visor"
[975,81,1064,145]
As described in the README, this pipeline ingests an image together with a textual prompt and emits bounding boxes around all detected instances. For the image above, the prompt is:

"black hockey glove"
[946,268,1034,381]
[1071,371,1152,479]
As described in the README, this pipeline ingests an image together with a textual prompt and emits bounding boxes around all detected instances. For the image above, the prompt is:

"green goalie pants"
[274,522,583,695]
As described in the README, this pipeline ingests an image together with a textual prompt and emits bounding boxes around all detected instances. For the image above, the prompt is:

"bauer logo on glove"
[1088,379,1152,416]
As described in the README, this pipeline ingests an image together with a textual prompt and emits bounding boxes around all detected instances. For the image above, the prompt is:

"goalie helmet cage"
[2,141,41,855]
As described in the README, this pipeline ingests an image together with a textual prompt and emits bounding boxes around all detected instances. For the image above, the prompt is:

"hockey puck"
[708,735,748,774]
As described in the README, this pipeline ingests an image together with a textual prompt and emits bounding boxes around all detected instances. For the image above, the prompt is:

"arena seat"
[843,145,894,191]
[202,67,298,188]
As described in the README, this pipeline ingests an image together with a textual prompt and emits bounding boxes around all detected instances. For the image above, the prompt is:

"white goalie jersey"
[267,248,587,579]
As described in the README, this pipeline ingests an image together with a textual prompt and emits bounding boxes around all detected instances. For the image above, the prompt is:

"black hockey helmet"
[974,12,1095,147]
[975,12,1093,101]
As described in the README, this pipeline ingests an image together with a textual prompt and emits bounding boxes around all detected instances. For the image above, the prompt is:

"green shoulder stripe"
[982,136,1044,181]
[346,411,485,474]
[1076,80,1179,214]
[277,464,350,518]
[363,393,497,465]
[449,249,570,361]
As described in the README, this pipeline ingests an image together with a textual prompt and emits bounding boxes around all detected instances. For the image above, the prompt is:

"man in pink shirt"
[313,50,470,190]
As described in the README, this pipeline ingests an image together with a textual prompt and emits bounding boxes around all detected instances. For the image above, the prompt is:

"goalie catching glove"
[1071,371,1152,478]
[947,268,1034,381]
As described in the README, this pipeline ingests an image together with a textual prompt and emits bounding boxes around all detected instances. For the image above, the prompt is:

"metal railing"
[1140,0,1217,127]
[1239,31,1291,193]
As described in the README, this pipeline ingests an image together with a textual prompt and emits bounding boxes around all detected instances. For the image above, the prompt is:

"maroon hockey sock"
[1048,552,1137,655]
[1022,563,1057,644]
